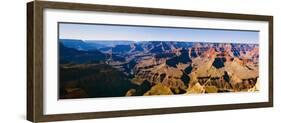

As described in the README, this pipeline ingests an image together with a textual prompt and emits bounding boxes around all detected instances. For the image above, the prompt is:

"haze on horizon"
[59,23,259,44]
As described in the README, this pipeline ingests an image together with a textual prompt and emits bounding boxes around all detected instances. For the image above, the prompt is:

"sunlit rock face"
[59,40,259,98]
[123,42,259,96]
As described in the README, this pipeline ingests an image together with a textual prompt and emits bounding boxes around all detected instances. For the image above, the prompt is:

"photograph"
[26,1,273,122]
[58,22,260,99]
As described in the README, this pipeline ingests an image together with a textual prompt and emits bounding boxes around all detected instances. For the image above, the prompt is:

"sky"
[59,23,259,44]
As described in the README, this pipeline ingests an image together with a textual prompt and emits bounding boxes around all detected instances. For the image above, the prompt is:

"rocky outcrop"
[60,40,259,99]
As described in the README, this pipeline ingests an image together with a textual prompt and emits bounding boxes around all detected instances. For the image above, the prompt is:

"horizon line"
[59,38,259,44]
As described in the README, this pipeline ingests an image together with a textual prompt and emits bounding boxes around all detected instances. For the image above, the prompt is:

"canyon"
[59,39,259,99]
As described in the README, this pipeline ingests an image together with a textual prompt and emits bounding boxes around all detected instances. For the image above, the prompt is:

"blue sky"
[59,23,259,44]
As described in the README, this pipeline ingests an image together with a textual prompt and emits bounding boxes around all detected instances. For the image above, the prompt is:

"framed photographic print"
[27,1,273,122]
